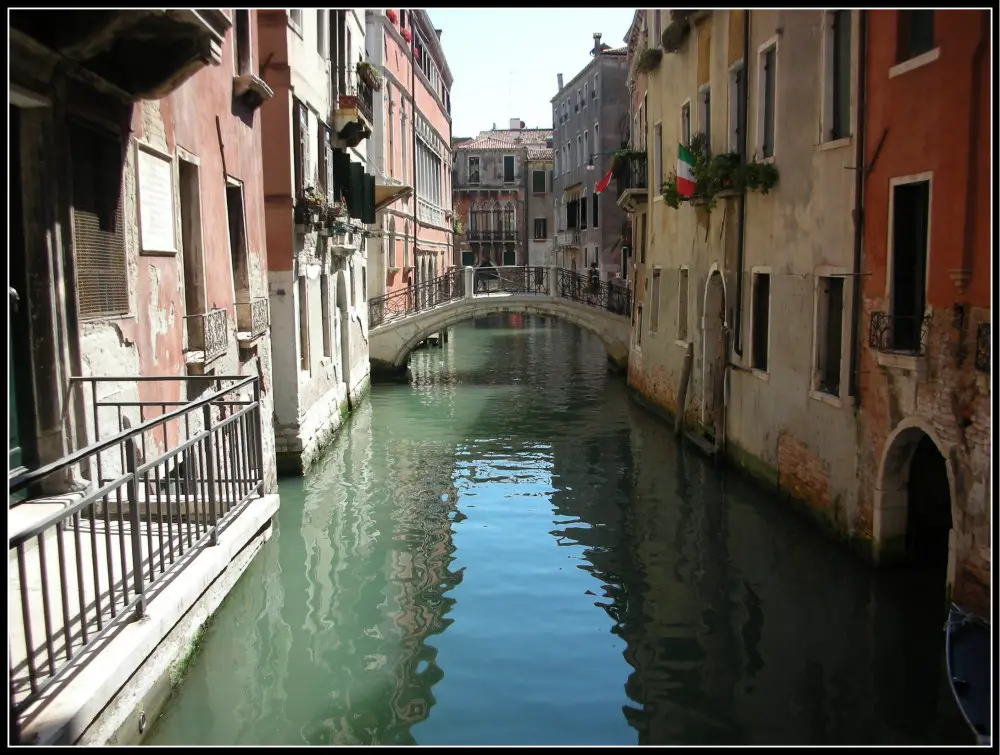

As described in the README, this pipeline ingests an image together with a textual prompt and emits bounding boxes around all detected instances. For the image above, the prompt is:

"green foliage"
[661,132,780,211]
[661,11,695,53]
[635,47,663,73]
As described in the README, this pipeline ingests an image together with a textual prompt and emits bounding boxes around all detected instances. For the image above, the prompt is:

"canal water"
[146,315,969,746]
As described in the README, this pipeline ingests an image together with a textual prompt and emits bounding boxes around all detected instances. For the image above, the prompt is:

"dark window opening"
[733,66,746,156]
[235,10,251,76]
[816,276,844,395]
[897,10,934,63]
[534,218,547,239]
[532,169,546,193]
[298,276,309,372]
[336,11,347,96]
[567,200,579,229]
[293,99,309,194]
[503,155,515,183]
[225,183,251,301]
[580,196,588,230]
[751,272,770,370]
[503,249,516,266]
[890,181,930,353]
[762,48,776,158]
[700,88,711,147]
[468,156,480,185]
[831,10,852,140]
[640,213,647,264]
[592,193,599,227]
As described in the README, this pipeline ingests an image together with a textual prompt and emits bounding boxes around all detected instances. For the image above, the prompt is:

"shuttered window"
[71,121,128,319]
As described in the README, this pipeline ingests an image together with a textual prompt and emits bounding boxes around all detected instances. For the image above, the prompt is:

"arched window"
[483,200,496,231]
[503,201,516,233]
[492,201,503,235]
[468,201,479,232]
[403,220,410,267]
[388,216,397,268]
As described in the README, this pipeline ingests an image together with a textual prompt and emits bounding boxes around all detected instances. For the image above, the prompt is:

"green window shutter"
[347,162,364,219]
[363,173,376,224]
[331,150,351,203]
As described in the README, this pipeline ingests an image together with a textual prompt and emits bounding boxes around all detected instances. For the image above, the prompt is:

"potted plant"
[386,9,398,24]
[401,27,412,43]
[636,47,663,73]
[356,60,383,92]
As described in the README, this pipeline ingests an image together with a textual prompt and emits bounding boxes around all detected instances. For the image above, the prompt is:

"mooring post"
[464,266,475,299]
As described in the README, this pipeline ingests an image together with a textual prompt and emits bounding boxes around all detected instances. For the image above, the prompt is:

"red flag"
[594,162,614,194]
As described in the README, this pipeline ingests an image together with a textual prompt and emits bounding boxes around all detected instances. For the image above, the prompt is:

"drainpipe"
[848,10,867,401]
[957,11,987,296]
[732,9,751,356]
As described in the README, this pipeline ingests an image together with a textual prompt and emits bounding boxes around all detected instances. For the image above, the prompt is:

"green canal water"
[146,315,969,746]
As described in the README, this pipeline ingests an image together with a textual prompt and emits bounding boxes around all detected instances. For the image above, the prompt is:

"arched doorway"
[701,270,726,438]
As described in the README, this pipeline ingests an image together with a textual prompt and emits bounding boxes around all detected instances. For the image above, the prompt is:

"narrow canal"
[146,315,968,746]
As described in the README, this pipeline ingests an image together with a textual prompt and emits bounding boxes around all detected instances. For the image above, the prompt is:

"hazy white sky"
[426,8,636,138]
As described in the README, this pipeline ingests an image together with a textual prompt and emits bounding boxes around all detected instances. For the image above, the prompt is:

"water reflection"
[148,315,969,746]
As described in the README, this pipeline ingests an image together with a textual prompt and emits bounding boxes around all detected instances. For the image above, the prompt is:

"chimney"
[492,122,497,130]
[593,33,602,56]
[557,73,563,90]
[509,117,522,130]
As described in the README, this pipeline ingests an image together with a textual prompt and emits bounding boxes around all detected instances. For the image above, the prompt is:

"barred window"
[71,121,128,319]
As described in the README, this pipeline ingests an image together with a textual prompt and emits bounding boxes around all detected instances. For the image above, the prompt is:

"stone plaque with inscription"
[137,146,176,253]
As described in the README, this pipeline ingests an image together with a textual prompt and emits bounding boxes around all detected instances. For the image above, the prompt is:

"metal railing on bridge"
[366,266,632,327]
[8,376,264,723]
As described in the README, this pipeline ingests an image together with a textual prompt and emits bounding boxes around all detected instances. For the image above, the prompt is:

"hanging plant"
[356,60,383,91]
[635,47,663,74]
[401,28,412,43]
[661,11,695,53]
[386,9,398,24]
[302,185,326,209]
[452,218,464,235]
[661,133,779,211]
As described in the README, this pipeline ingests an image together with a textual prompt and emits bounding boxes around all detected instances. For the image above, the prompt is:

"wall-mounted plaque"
[137,144,177,254]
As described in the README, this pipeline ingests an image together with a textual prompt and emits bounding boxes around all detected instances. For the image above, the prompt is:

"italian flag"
[676,144,696,197]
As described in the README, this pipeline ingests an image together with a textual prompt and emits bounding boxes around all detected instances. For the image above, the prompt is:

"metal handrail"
[8,376,264,720]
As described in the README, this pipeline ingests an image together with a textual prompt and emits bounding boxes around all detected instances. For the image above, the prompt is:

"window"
[639,213,647,264]
[681,101,691,147]
[468,156,480,185]
[399,10,407,29]
[583,82,588,107]
[234,10,251,76]
[653,123,662,194]
[584,131,590,166]
[698,87,711,146]
[580,195,588,230]
[678,267,689,341]
[298,276,310,373]
[532,169,546,194]
[728,63,746,155]
[316,10,327,57]
[70,121,128,318]
[225,182,251,301]
[462,250,475,266]
[387,217,396,267]
[292,99,309,194]
[751,271,771,371]
[577,135,582,167]
[593,73,599,99]
[889,179,930,353]
[321,274,333,358]
[636,304,643,347]
[650,269,661,332]
[829,10,852,140]
[592,191,599,228]
[576,89,582,111]
[897,11,934,63]
[534,218,547,239]
[758,45,777,159]
[815,276,844,395]
[290,9,303,32]
[503,155,515,183]
[503,249,516,265]
[653,10,662,44]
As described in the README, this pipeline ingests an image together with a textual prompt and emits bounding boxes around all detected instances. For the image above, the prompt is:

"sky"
[426,8,636,139]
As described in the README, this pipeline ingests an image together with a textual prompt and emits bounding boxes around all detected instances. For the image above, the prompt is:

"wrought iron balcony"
[235,297,269,342]
[615,151,648,206]
[184,307,229,366]
[332,72,374,148]
[356,70,374,126]
[975,322,990,373]
[868,311,931,356]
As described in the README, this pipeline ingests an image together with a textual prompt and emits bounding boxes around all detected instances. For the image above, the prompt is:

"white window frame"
[680,98,692,147]
[584,130,590,166]
[232,9,254,77]
[593,72,599,100]
[748,266,772,379]
[885,172,934,302]
[676,265,690,345]
[289,9,303,35]
[653,122,663,195]
[755,37,780,162]
[577,134,582,167]
[468,155,480,185]
[649,266,662,333]
[316,9,328,58]
[532,168,546,194]
[635,303,644,349]
[583,81,589,107]
[697,85,711,149]
[728,60,744,154]
[809,267,850,405]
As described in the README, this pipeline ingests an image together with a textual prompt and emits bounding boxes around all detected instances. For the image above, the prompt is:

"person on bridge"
[475,256,499,294]
[588,262,601,299]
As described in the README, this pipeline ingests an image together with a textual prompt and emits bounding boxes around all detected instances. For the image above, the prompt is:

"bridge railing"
[557,269,632,316]
[475,265,550,296]
[368,268,465,327]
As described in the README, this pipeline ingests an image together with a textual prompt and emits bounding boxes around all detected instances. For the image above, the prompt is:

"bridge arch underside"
[370,296,630,374]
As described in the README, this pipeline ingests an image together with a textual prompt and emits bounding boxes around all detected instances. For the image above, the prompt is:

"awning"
[375,182,413,212]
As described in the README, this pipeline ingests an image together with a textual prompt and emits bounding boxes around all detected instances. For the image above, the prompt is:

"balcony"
[615,151,649,212]
[555,230,582,248]
[9,10,232,101]
[9,375,268,743]
[332,69,374,149]
[184,307,229,371]
[416,197,447,229]
[868,311,931,357]
[235,297,269,345]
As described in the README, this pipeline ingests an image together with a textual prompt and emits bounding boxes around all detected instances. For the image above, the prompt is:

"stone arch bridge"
[369,266,632,376]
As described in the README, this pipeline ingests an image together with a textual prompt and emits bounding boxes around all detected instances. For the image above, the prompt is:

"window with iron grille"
[71,120,129,319]
[534,218,547,239]
[897,10,934,63]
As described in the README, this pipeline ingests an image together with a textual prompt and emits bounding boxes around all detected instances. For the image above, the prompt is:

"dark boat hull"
[945,604,991,746]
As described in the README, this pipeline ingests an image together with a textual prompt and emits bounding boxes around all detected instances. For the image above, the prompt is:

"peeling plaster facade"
[9,10,278,494]
[365,9,455,302]
[258,9,373,476]
[856,10,991,617]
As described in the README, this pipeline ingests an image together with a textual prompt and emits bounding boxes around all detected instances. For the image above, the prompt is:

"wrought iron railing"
[185,307,228,363]
[235,297,269,339]
[557,269,632,316]
[475,266,550,295]
[867,311,932,356]
[466,229,484,242]
[368,268,465,327]
[8,376,263,722]
[356,70,374,125]
[615,151,648,199]
[975,322,989,373]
